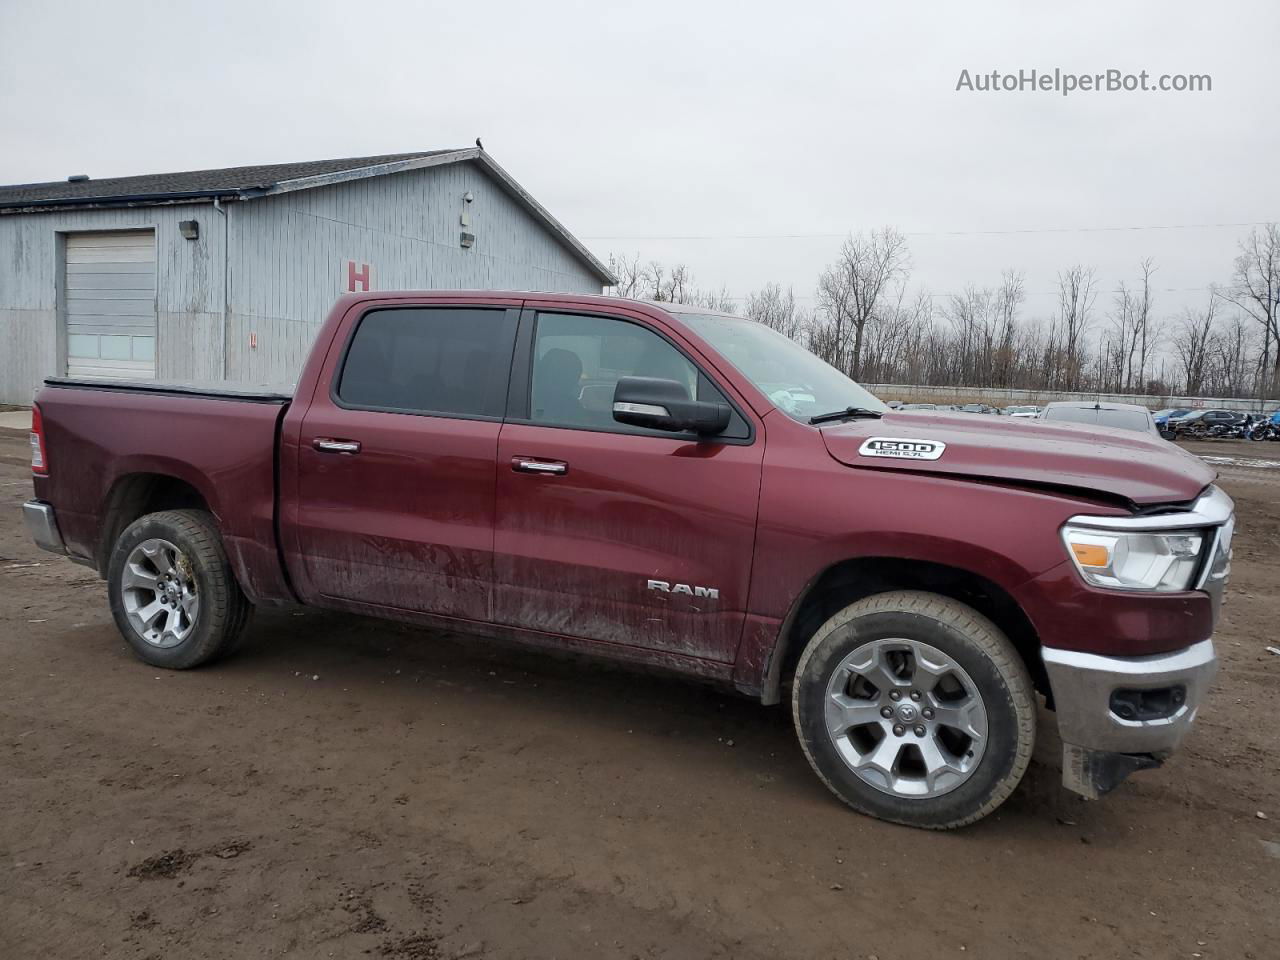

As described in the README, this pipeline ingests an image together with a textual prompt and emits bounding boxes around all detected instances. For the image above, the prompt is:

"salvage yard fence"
[866,384,1280,414]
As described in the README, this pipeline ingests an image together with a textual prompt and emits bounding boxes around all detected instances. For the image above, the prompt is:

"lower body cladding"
[1042,638,1217,798]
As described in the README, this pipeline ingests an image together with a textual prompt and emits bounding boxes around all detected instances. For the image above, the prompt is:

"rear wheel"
[107,509,252,669]
[792,590,1035,829]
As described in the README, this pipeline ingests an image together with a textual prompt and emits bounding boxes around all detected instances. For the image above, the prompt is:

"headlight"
[1061,525,1204,592]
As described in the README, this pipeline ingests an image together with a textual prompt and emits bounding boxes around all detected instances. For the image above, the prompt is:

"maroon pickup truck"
[24,291,1233,828]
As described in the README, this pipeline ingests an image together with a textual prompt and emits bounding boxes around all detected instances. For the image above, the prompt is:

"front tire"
[107,509,252,669]
[792,590,1035,829]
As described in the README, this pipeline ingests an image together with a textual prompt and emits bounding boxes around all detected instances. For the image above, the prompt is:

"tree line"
[608,223,1280,402]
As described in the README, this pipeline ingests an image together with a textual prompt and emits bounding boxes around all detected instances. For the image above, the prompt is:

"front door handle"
[314,438,362,454]
[511,456,567,476]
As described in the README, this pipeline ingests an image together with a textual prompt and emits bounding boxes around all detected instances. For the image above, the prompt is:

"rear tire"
[107,509,253,669]
[792,590,1035,829]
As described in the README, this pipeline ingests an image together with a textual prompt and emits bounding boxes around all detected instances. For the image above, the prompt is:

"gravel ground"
[1,431,1277,959]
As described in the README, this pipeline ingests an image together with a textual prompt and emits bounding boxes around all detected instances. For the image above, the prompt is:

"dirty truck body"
[24,291,1232,828]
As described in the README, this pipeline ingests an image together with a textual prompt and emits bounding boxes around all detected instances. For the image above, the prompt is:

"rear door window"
[337,307,516,418]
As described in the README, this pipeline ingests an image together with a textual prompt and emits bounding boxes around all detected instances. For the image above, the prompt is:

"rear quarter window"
[336,307,514,418]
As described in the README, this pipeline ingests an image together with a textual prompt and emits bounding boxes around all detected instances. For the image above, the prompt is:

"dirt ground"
[2,430,1278,960]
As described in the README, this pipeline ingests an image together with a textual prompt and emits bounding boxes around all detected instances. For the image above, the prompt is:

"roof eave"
[469,151,616,285]
[0,190,249,214]
[260,150,477,197]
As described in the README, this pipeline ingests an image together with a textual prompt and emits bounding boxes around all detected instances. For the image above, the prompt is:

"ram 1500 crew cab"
[24,291,1232,828]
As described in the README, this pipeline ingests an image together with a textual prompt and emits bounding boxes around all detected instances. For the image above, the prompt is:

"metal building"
[0,149,614,403]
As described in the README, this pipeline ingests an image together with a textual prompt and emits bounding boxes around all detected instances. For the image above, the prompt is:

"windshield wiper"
[808,407,885,425]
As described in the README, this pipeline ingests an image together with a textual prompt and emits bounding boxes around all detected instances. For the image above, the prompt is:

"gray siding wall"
[0,159,603,400]
[0,203,227,403]
[226,160,602,383]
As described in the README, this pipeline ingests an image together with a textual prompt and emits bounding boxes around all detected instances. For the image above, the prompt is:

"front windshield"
[677,312,887,421]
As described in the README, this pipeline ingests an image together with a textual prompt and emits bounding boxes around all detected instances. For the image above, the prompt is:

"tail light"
[30,403,48,476]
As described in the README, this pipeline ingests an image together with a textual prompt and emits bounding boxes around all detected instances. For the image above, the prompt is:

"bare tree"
[605,256,737,312]
[1056,265,1097,389]
[1133,259,1157,391]
[1209,315,1257,397]
[815,227,910,378]
[1108,282,1134,392]
[608,233,1278,400]
[1171,292,1217,395]
[992,270,1025,387]
[607,253,646,299]
[683,285,739,313]
[1220,224,1280,399]
[745,283,804,339]
[1110,259,1158,392]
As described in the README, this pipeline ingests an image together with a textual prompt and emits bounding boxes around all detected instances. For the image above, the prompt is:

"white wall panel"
[0,204,226,402]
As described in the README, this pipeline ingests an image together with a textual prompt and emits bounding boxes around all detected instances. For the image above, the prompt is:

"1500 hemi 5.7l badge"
[858,437,947,461]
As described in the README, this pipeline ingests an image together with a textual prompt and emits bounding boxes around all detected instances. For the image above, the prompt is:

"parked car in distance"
[899,403,937,411]
[1167,409,1246,439]
[1153,407,1192,429]
[1004,405,1041,419]
[1038,401,1162,437]
[958,403,998,414]
[24,290,1232,830]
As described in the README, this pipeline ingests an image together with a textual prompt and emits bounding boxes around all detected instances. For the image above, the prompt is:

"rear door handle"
[511,456,567,476]
[313,438,362,454]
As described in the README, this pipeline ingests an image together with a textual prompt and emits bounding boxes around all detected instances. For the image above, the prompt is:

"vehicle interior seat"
[533,348,585,424]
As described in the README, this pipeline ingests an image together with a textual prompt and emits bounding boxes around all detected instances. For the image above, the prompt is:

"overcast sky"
[3,0,1277,322]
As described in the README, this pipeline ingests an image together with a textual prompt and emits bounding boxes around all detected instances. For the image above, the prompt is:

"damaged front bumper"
[1042,638,1218,799]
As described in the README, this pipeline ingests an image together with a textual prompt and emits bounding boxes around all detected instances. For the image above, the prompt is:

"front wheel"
[792,590,1035,829]
[107,509,253,669]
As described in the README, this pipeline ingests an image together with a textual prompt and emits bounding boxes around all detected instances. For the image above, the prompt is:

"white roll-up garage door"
[64,231,157,379]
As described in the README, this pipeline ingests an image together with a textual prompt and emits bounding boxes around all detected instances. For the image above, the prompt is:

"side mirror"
[613,376,731,436]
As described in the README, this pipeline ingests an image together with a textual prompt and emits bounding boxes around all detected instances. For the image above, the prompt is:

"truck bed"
[32,377,295,604]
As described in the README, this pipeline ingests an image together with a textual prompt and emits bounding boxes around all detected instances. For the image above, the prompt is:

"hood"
[820,411,1215,505]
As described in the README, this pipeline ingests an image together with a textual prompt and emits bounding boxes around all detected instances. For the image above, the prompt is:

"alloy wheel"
[120,538,200,648]
[824,638,989,798]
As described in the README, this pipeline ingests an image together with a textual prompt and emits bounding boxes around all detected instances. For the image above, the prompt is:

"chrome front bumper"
[1043,639,1217,798]
[23,500,67,556]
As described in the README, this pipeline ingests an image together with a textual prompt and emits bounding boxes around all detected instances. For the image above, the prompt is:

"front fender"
[734,462,1109,700]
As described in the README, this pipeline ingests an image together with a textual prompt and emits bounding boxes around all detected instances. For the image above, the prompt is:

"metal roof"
[0,149,615,284]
